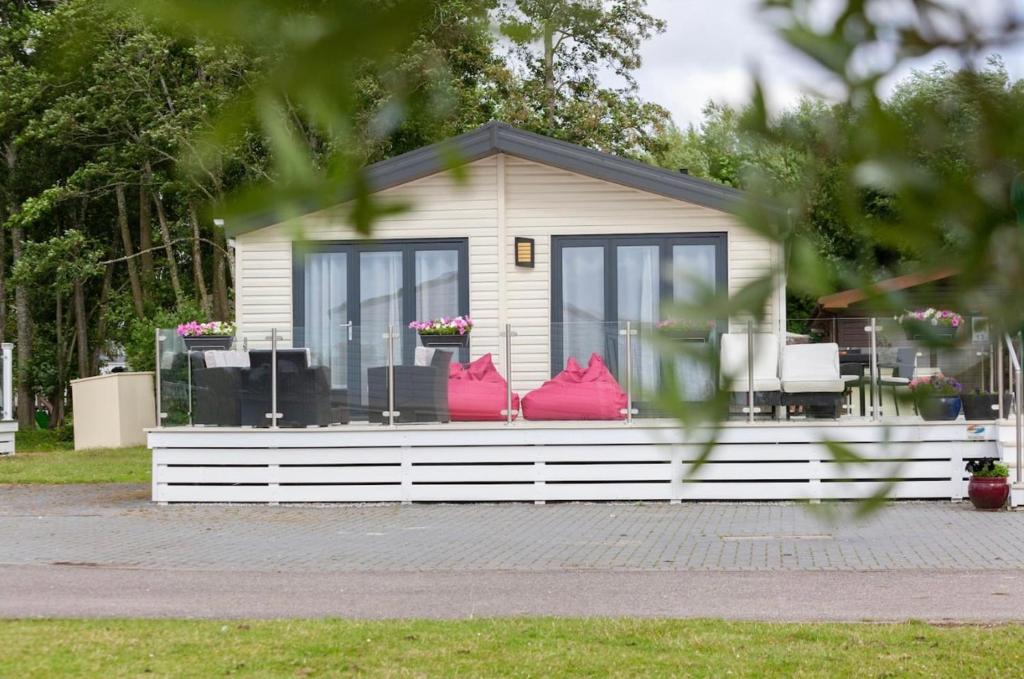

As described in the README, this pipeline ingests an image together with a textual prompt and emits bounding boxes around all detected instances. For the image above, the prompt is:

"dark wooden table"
[839,349,870,416]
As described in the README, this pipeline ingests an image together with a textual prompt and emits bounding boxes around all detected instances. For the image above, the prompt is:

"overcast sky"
[633,0,1024,128]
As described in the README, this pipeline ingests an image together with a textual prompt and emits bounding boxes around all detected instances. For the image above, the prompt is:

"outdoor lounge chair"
[781,342,854,419]
[367,348,452,423]
[719,333,782,415]
[190,352,247,426]
[248,349,349,427]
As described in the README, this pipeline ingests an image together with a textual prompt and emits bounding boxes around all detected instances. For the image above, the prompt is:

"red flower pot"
[967,476,1009,511]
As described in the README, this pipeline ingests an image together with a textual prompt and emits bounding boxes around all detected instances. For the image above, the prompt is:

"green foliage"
[967,459,1010,478]
[741,2,1024,335]
[497,0,671,158]
[120,300,205,373]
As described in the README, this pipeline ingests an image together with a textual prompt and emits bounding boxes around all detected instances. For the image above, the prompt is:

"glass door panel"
[670,243,718,400]
[617,245,660,396]
[359,251,403,404]
[303,252,349,390]
[560,246,606,369]
[415,249,460,320]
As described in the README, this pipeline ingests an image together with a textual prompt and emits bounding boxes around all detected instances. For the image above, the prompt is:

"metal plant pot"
[916,395,961,421]
[967,475,1009,510]
[962,393,1012,420]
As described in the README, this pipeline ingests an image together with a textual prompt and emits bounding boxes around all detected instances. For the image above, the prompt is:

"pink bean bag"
[448,353,520,421]
[521,353,627,421]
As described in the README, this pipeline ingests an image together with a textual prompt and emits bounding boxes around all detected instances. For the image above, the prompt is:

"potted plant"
[909,373,962,421]
[965,459,1009,510]
[409,315,473,348]
[656,319,715,341]
[897,308,963,341]
[177,321,236,351]
[962,389,1012,420]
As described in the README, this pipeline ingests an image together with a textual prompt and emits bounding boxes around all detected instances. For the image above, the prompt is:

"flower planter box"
[901,321,959,342]
[916,395,961,421]
[418,333,470,349]
[182,335,234,351]
[658,329,712,342]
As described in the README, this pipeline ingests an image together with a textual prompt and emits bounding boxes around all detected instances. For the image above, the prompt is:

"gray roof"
[226,121,752,237]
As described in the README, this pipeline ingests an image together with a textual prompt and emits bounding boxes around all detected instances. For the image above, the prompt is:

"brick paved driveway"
[3,484,1023,573]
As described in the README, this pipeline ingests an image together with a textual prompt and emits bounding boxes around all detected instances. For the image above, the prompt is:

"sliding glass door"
[294,239,468,414]
[552,234,726,402]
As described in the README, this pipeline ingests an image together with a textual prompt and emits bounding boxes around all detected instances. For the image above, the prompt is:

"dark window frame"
[550,232,728,377]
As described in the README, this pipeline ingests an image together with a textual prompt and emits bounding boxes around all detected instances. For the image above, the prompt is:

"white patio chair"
[781,342,854,419]
[720,333,782,415]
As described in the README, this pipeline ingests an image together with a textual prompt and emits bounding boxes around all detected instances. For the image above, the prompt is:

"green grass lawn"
[0,429,149,484]
[0,618,1021,678]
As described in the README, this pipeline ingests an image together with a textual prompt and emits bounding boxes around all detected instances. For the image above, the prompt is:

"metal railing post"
[504,323,514,425]
[1002,333,1023,488]
[868,318,879,421]
[998,336,1005,418]
[747,319,755,423]
[1,342,13,422]
[268,328,280,428]
[1016,355,1023,486]
[153,330,162,428]
[625,321,634,424]
[387,325,396,427]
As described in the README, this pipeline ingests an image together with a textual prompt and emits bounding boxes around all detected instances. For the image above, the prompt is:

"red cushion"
[521,353,627,421]
[448,354,520,421]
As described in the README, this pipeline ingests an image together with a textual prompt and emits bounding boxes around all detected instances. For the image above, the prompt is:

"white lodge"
[231,122,785,394]
[149,123,1003,505]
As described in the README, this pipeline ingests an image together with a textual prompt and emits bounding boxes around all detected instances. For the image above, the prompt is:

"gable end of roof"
[228,121,758,237]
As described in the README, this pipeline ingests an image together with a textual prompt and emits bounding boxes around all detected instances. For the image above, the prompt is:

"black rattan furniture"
[249,349,349,427]
[367,350,452,423]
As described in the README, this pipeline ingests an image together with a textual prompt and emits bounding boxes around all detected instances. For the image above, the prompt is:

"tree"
[498,0,670,158]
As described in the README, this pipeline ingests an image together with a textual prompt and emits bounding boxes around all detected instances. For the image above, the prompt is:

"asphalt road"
[4,565,1024,621]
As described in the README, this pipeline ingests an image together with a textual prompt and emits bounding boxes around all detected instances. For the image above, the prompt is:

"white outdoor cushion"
[781,343,844,394]
[783,378,846,393]
[720,333,781,393]
[203,350,250,369]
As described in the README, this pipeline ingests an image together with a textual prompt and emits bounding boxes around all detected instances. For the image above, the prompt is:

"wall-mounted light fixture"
[514,237,535,268]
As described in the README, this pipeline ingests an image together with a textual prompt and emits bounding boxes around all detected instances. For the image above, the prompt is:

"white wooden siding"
[502,155,779,390]
[235,156,501,361]
[234,154,781,390]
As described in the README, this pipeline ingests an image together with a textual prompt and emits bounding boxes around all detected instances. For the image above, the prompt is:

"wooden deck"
[147,418,1002,504]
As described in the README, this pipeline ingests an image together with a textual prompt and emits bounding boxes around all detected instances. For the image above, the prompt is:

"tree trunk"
[138,182,154,285]
[115,183,145,317]
[543,20,555,127]
[52,293,64,428]
[147,164,185,310]
[73,278,89,378]
[0,211,6,346]
[212,226,230,320]
[90,264,114,376]
[188,201,212,316]
[11,225,33,429]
